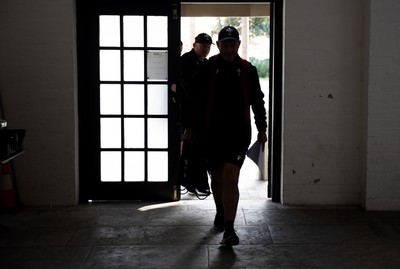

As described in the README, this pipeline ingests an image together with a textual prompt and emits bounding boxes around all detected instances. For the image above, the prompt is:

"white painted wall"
[0,0,399,209]
[0,0,78,206]
[283,0,364,205]
[282,0,400,210]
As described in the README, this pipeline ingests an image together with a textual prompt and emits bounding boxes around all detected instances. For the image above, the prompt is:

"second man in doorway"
[179,33,214,197]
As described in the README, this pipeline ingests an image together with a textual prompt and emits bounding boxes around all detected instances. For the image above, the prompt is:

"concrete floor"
[1,170,400,268]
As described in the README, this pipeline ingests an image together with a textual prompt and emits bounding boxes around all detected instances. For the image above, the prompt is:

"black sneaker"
[196,187,211,195]
[220,230,239,246]
[195,187,211,199]
[214,213,225,231]
[182,184,196,195]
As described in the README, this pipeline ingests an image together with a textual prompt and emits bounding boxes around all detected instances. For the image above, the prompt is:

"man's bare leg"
[211,167,224,230]
[211,167,223,205]
[219,162,241,246]
[221,162,240,221]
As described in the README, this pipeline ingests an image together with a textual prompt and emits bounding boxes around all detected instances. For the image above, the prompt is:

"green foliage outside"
[250,18,270,38]
[211,17,270,38]
[250,57,269,78]
[212,17,270,78]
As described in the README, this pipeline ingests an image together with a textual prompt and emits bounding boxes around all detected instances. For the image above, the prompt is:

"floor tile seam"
[64,224,246,227]
[272,206,365,211]
[126,224,274,228]
[250,222,372,226]
[6,225,153,229]
[71,243,290,248]
[78,245,93,269]
[241,208,248,225]
[266,223,380,227]
[269,240,395,245]
[0,245,92,249]
[309,242,400,247]
[63,242,400,248]
[77,223,157,227]
[69,243,220,247]
[241,207,356,210]
[8,223,381,228]
[64,225,80,246]
[0,225,83,229]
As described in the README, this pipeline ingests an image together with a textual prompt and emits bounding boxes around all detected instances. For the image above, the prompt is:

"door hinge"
[173,185,178,200]
[172,4,178,20]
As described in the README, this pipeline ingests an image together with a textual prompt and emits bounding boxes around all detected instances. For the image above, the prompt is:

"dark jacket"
[184,54,267,155]
[180,48,206,91]
[179,48,208,135]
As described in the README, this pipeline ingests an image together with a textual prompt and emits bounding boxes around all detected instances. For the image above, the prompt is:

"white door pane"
[99,15,120,47]
[123,16,144,47]
[124,50,144,81]
[124,84,144,115]
[147,16,168,47]
[101,118,121,148]
[148,84,168,115]
[98,14,171,187]
[148,152,168,182]
[100,84,121,115]
[125,151,145,182]
[100,50,121,81]
[124,118,144,148]
[101,151,121,182]
[148,118,168,148]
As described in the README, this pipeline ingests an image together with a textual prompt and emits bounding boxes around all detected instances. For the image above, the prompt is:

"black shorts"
[206,151,246,171]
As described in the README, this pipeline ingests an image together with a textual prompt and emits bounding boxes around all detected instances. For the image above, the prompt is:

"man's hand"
[257,131,267,152]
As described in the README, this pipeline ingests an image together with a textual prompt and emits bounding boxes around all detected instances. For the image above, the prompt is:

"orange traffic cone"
[0,162,17,208]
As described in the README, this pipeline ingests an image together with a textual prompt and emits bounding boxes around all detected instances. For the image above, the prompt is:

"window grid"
[99,15,169,183]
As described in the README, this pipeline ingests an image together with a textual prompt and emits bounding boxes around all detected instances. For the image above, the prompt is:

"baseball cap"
[218,26,240,42]
[194,33,213,45]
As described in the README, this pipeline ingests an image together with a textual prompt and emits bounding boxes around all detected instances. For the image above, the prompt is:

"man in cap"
[182,26,267,246]
[180,33,213,89]
[178,33,214,197]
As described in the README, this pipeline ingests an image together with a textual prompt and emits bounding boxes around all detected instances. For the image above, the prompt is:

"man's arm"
[249,65,268,151]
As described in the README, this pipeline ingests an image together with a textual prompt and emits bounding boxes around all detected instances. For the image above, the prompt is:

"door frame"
[76,0,283,203]
[268,0,283,202]
[180,0,283,202]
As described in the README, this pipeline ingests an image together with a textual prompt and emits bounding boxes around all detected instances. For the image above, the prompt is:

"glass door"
[77,1,181,201]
